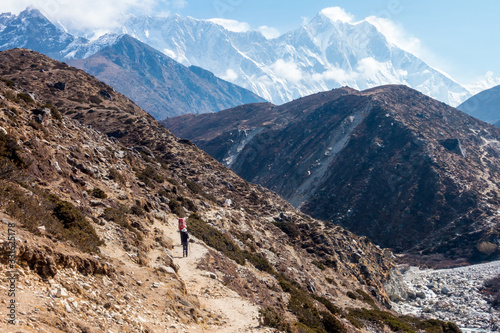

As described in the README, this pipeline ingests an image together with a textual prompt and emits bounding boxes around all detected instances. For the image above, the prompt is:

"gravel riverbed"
[392,261,500,332]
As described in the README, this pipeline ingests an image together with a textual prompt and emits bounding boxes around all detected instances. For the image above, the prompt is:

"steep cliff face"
[165,85,500,264]
[0,49,446,332]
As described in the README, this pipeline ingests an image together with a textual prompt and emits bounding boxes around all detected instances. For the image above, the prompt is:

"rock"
[99,89,112,100]
[114,150,126,159]
[441,286,450,295]
[33,107,51,125]
[151,282,160,288]
[158,265,176,275]
[132,146,155,158]
[55,287,68,298]
[384,269,408,302]
[71,174,87,186]
[416,291,426,299]
[53,81,66,90]
[118,192,128,200]
[439,138,467,157]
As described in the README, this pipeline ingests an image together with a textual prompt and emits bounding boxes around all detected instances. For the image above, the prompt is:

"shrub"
[273,220,300,239]
[0,77,14,87]
[17,93,35,104]
[356,289,377,308]
[108,168,126,185]
[177,196,197,212]
[287,287,324,332]
[346,291,358,300]
[0,132,29,170]
[130,204,145,217]
[168,197,184,217]
[320,311,346,333]
[91,188,107,199]
[51,199,103,252]
[187,213,274,275]
[136,166,164,188]
[103,207,143,241]
[259,307,291,332]
[312,260,326,271]
[313,295,341,315]
[43,103,62,121]
[89,95,103,104]
[188,213,247,265]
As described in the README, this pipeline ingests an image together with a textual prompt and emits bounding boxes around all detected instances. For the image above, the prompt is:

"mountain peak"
[18,6,46,20]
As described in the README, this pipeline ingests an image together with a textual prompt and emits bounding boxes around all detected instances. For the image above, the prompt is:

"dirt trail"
[163,222,268,333]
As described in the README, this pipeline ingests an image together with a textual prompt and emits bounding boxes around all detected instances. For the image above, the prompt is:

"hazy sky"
[1,0,498,85]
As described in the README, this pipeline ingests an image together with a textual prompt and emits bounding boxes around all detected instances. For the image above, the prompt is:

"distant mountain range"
[1,7,488,111]
[122,10,471,106]
[67,35,266,119]
[458,84,500,126]
[0,8,266,119]
[165,85,500,264]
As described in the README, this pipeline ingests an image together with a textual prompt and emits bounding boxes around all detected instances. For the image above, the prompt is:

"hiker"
[180,227,189,257]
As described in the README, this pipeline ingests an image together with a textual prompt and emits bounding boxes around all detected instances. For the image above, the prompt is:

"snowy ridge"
[122,11,471,106]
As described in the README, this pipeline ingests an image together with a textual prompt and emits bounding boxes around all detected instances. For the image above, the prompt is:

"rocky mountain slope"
[165,85,500,265]
[123,10,471,106]
[458,84,500,125]
[0,48,463,332]
[0,8,266,119]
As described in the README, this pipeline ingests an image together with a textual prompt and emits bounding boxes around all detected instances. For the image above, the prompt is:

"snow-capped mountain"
[122,10,471,106]
[0,7,121,60]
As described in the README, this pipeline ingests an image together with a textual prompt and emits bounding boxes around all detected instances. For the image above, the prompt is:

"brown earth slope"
[164,85,500,265]
[0,48,461,332]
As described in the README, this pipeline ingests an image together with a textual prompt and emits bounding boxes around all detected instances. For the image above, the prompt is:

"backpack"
[178,218,186,231]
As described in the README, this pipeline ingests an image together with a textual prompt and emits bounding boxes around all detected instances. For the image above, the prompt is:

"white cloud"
[356,57,385,78]
[312,67,353,83]
[320,7,355,24]
[271,59,303,83]
[0,0,186,37]
[365,16,421,56]
[220,69,239,82]
[257,25,280,39]
[311,57,390,85]
[207,18,251,33]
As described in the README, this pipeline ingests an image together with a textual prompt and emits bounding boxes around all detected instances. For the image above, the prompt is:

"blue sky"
[1,0,499,86]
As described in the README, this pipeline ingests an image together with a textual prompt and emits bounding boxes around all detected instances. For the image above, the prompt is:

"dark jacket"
[180,230,189,243]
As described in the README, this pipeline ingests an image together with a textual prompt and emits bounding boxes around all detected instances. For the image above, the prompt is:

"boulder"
[53,81,66,90]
